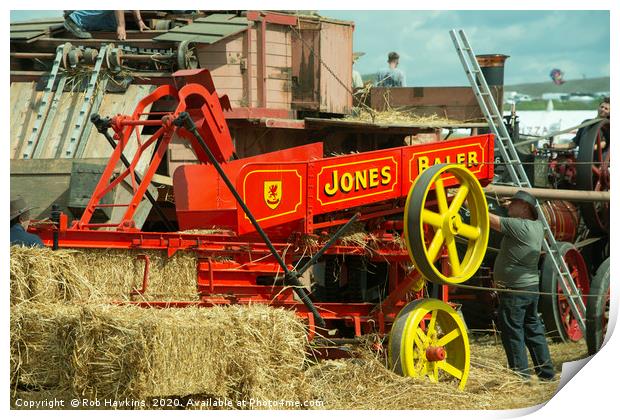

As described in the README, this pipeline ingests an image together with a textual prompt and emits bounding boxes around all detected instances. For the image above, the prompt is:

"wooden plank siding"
[196,23,292,109]
[10,83,156,160]
[10,18,64,41]
[319,21,352,114]
[153,14,249,43]
[10,82,158,228]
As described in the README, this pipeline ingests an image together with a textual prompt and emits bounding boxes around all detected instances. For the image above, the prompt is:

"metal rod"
[311,338,363,346]
[11,52,56,59]
[484,184,610,202]
[295,212,360,277]
[51,204,60,250]
[174,112,326,328]
[90,114,175,231]
[513,118,604,146]
[11,51,174,62]
[116,120,166,127]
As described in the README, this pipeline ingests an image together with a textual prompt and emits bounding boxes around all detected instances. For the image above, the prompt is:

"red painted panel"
[236,162,307,235]
[173,142,323,231]
[311,149,402,214]
[308,134,493,216]
[402,134,494,191]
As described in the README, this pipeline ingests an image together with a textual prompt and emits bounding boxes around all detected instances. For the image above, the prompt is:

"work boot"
[63,16,92,39]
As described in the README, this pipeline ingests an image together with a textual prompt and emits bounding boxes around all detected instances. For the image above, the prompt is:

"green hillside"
[505,76,609,97]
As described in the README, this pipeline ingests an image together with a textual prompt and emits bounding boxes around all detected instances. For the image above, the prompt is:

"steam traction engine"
[521,116,609,350]
[33,70,494,390]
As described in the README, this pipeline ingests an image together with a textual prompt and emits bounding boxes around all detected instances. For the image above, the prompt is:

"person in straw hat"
[10,196,43,247]
[489,190,555,381]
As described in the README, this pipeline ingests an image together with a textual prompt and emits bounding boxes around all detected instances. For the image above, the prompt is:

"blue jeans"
[498,285,555,379]
[69,10,117,31]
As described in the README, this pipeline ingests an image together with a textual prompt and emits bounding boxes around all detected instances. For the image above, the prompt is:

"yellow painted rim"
[390,298,470,390]
[404,164,489,284]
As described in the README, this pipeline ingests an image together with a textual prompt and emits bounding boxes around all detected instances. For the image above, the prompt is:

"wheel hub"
[425,346,447,362]
[447,214,462,235]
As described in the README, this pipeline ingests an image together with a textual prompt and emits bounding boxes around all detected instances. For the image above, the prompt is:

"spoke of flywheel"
[426,229,445,261]
[435,177,449,214]
[436,328,461,347]
[431,363,439,382]
[438,360,463,380]
[416,327,428,347]
[422,209,444,228]
[428,310,438,333]
[416,328,428,349]
[448,184,469,213]
[445,236,461,276]
[457,223,480,240]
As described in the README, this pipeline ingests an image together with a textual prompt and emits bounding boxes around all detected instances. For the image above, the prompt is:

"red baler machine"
[33,69,494,390]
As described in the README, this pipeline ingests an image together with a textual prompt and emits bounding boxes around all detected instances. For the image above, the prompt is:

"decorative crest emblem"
[264,181,282,209]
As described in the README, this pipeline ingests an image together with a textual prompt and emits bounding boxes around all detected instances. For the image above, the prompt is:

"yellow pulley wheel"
[388,298,470,390]
[404,164,489,284]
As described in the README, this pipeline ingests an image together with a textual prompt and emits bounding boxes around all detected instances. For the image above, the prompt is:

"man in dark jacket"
[10,196,44,247]
[554,96,610,151]
[490,191,555,381]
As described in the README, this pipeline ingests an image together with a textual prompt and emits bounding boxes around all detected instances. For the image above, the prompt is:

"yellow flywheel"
[388,298,470,390]
[404,163,489,284]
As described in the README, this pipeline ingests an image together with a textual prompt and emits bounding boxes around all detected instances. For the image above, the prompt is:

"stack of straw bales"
[10,247,586,410]
[10,247,200,304]
[10,246,308,408]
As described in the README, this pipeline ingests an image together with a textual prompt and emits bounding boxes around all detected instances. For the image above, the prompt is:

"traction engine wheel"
[404,164,489,284]
[577,119,610,234]
[586,257,610,355]
[389,298,470,390]
[540,242,590,342]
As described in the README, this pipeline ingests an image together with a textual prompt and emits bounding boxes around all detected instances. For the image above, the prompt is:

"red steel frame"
[31,69,494,339]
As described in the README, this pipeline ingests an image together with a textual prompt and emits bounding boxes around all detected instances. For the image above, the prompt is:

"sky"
[10,9,610,86]
[321,10,610,86]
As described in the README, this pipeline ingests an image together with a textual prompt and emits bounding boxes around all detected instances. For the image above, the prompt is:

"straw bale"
[71,304,308,403]
[10,247,201,304]
[71,249,200,301]
[10,303,81,389]
[10,246,96,305]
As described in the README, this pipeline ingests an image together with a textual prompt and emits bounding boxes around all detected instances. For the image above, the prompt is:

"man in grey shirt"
[490,191,555,381]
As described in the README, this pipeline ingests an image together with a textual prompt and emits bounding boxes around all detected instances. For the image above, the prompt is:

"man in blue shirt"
[376,52,406,87]
[10,196,44,248]
[64,10,149,41]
